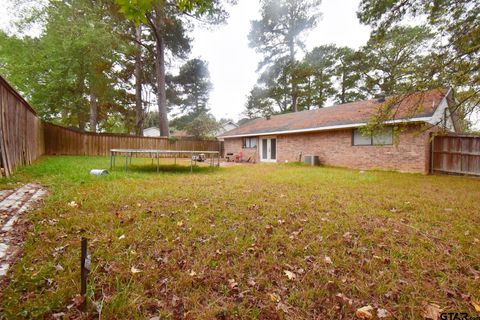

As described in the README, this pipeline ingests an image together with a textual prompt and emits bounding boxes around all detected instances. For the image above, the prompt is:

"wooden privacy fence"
[44,123,223,157]
[431,134,480,176]
[0,76,44,177]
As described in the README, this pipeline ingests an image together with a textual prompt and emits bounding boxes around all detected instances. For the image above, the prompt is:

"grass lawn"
[0,156,479,319]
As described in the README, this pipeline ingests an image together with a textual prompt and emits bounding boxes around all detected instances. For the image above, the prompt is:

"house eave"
[220,117,432,139]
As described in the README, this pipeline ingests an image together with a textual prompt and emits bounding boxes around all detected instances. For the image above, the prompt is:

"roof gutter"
[220,117,432,138]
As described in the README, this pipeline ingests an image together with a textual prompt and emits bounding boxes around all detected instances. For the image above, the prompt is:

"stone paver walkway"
[0,183,47,277]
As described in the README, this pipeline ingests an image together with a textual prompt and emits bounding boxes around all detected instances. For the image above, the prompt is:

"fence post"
[430,133,434,174]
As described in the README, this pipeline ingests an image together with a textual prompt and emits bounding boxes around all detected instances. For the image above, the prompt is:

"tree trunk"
[289,39,298,112]
[341,69,346,104]
[152,15,169,137]
[134,25,143,136]
[89,90,98,132]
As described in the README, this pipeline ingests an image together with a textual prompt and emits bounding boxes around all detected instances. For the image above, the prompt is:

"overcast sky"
[190,0,371,121]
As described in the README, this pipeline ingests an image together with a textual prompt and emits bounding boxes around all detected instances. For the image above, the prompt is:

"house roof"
[220,88,450,138]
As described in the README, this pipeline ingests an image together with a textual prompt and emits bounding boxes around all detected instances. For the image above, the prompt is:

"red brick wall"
[224,138,259,162]
[224,124,433,173]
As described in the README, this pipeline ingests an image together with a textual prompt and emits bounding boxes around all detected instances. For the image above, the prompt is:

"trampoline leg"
[110,152,113,169]
[190,153,193,173]
[125,154,128,172]
[157,153,159,172]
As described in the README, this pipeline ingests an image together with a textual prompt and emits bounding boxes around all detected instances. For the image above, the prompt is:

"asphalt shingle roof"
[221,88,448,137]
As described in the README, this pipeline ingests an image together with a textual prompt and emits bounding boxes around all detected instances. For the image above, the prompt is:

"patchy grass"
[0,156,479,319]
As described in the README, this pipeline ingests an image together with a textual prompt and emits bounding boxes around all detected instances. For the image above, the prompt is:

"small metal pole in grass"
[80,237,91,311]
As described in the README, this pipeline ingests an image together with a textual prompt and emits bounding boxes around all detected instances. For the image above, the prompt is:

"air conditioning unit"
[304,155,320,166]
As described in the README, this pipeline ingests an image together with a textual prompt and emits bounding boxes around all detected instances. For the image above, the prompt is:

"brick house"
[220,88,460,173]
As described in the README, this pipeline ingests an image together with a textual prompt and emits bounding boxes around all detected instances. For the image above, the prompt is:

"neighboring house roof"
[143,127,161,137]
[142,127,193,138]
[214,121,239,137]
[220,88,453,138]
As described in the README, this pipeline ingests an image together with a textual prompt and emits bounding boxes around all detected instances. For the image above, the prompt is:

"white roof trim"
[220,117,432,138]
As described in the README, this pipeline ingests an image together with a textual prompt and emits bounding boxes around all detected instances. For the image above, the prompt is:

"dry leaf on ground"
[227,278,238,289]
[276,302,290,314]
[471,299,480,312]
[355,305,373,319]
[423,303,442,319]
[377,308,391,318]
[284,270,296,280]
[268,293,281,303]
[131,266,141,274]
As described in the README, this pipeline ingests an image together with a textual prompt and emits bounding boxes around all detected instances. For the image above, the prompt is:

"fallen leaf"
[177,221,184,227]
[118,234,125,240]
[276,302,290,314]
[284,270,296,280]
[423,303,442,319]
[130,266,141,274]
[247,278,256,287]
[52,312,65,319]
[268,293,281,303]
[68,201,78,208]
[355,305,374,319]
[325,281,337,292]
[171,294,181,307]
[55,263,64,271]
[377,308,390,318]
[343,232,352,239]
[335,293,353,306]
[73,294,85,307]
[324,256,333,264]
[227,278,238,290]
[188,270,197,277]
[471,299,480,312]
[265,225,273,234]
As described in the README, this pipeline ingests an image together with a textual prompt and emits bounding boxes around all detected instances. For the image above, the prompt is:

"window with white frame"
[353,127,393,146]
[242,137,257,148]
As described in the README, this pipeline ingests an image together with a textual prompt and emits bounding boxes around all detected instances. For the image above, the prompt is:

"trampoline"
[110,149,220,172]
